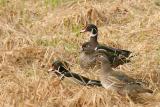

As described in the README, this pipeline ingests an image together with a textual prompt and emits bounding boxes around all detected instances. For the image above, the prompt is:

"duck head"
[97,54,109,63]
[95,51,110,64]
[80,24,98,37]
[48,60,70,75]
[81,42,95,53]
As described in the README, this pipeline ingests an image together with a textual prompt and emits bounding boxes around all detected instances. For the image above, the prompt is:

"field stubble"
[0,0,160,106]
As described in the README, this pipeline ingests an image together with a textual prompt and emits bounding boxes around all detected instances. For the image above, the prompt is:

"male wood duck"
[96,53,153,96]
[48,60,102,87]
[79,24,132,68]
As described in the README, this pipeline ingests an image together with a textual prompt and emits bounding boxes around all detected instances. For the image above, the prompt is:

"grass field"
[0,0,160,106]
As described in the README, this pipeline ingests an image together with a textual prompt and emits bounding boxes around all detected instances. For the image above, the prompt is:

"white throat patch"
[90,33,97,37]
[90,28,98,37]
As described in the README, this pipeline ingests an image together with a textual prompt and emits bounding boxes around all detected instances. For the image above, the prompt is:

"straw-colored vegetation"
[0,0,160,106]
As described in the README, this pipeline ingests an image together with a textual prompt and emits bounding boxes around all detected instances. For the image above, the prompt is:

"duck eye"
[98,55,101,58]
[87,45,90,47]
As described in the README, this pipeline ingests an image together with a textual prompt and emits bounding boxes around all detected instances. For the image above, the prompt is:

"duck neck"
[101,62,112,73]
[89,33,98,46]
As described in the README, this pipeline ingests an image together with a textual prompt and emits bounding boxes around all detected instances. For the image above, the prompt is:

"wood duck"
[96,53,153,96]
[80,24,132,68]
[48,60,102,87]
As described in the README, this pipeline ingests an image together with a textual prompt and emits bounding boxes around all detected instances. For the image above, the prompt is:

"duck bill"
[80,29,86,33]
[80,47,84,52]
[48,68,55,72]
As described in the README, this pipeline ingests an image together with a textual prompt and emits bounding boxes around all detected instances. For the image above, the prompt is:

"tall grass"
[45,0,62,7]
[0,0,6,6]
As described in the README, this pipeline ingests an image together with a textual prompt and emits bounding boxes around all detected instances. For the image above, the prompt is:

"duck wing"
[103,71,137,88]
[95,45,132,67]
[96,45,132,57]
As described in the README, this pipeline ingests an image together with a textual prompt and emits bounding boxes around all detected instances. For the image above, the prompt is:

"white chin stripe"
[94,47,98,50]
[48,68,53,72]
[95,48,106,52]
[90,33,97,37]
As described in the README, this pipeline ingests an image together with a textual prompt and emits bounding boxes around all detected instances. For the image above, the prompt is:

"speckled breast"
[79,52,96,69]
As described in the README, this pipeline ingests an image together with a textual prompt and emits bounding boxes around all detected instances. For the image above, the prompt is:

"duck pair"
[79,24,132,69]
[49,54,153,97]
[48,24,153,97]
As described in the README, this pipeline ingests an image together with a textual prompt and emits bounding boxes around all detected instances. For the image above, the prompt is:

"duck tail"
[138,88,153,94]
[121,50,132,57]
[121,50,141,59]
[145,89,153,94]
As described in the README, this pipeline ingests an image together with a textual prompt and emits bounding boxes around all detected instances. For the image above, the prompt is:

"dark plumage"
[48,60,70,78]
[80,24,132,68]
[95,45,131,58]
[95,46,131,68]
[48,60,102,87]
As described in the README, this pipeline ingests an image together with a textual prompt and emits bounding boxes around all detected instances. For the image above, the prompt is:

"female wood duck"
[96,53,153,96]
[79,24,132,68]
[48,60,102,87]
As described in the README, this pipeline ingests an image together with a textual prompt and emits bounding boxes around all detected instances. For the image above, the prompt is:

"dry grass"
[0,0,160,106]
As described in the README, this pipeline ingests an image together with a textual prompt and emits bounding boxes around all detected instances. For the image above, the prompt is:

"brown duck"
[96,53,153,96]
